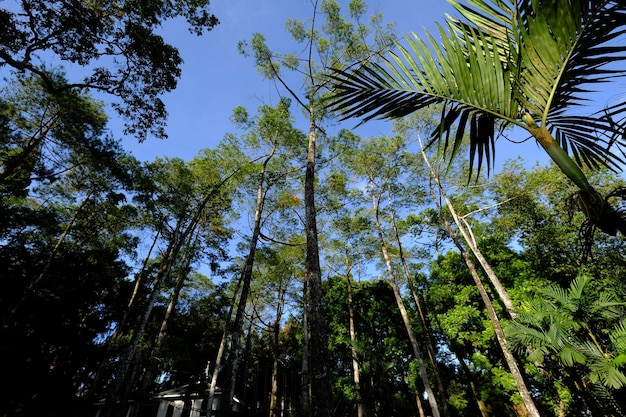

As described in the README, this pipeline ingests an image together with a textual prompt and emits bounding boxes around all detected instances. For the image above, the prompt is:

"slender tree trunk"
[125,229,161,328]
[89,229,161,400]
[345,269,364,417]
[462,362,491,417]
[456,237,536,417]
[104,221,186,417]
[301,279,311,415]
[208,328,228,415]
[138,242,195,395]
[208,275,244,414]
[228,148,275,412]
[558,400,566,417]
[371,193,441,417]
[304,105,331,417]
[442,191,517,317]
[386,188,450,417]
[417,140,516,317]
[422,160,540,417]
[270,279,287,417]
[269,356,280,417]
[415,393,427,417]
[123,235,182,393]
[33,188,94,289]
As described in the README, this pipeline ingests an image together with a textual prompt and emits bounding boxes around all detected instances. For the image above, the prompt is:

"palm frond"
[582,339,626,389]
[327,0,626,178]
[610,319,626,353]
[549,112,626,166]
[587,382,624,416]
[559,343,587,367]
[327,62,441,123]
[552,2,626,111]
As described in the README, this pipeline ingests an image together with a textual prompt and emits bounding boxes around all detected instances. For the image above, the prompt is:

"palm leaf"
[587,383,624,416]
[559,343,587,367]
[327,0,626,177]
[610,320,626,353]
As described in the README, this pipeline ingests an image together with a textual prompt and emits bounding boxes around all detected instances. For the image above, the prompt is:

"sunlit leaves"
[328,0,626,180]
[508,274,626,398]
[0,0,219,140]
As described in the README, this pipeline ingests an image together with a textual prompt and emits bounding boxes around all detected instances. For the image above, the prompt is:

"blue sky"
[119,1,481,162]
[3,1,625,171]
[68,0,625,173]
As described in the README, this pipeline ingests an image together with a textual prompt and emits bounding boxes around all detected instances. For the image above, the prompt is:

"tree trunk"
[372,193,442,417]
[301,279,311,415]
[304,102,332,417]
[415,393,427,417]
[228,148,275,412]
[456,236,537,417]
[345,271,364,417]
[270,279,287,417]
[124,229,161,330]
[104,222,183,417]
[33,188,94,289]
[89,229,160,400]
[417,137,518,317]
[422,157,540,417]
[208,327,228,415]
[386,188,450,417]
[139,242,195,394]
[208,274,245,414]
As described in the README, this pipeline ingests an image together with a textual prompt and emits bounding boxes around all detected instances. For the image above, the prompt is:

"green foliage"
[5,3,626,417]
[324,276,418,416]
[0,125,139,416]
[0,72,112,195]
[329,0,626,238]
[0,0,219,140]
[329,0,626,176]
[508,275,626,412]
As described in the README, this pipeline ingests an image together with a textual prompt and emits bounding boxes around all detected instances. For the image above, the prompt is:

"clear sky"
[3,1,625,171]
[119,1,476,162]
[100,1,623,173]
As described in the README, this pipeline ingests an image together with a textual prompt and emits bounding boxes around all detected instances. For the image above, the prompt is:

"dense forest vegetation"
[2,1,626,417]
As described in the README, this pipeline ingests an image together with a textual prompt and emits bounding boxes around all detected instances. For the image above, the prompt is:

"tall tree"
[420,145,541,417]
[0,78,139,416]
[222,99,304,413]
[0,0,218,140]
[328,0,626,239]
[326,210,376,417]
[338,133,444,416]
[239,2,394,414]
[204,102,304,414]
[371,189,442,417]
[103,153,233,416]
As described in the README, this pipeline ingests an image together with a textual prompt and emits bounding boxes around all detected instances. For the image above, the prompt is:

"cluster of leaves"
[0,0,219,140]
[419,161,626,416]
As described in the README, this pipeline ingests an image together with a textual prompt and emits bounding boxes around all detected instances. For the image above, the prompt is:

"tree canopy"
[3,2,626,417]
[0,0,219,140]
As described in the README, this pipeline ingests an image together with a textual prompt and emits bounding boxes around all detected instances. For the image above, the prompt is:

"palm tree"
[328,0,626,238]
